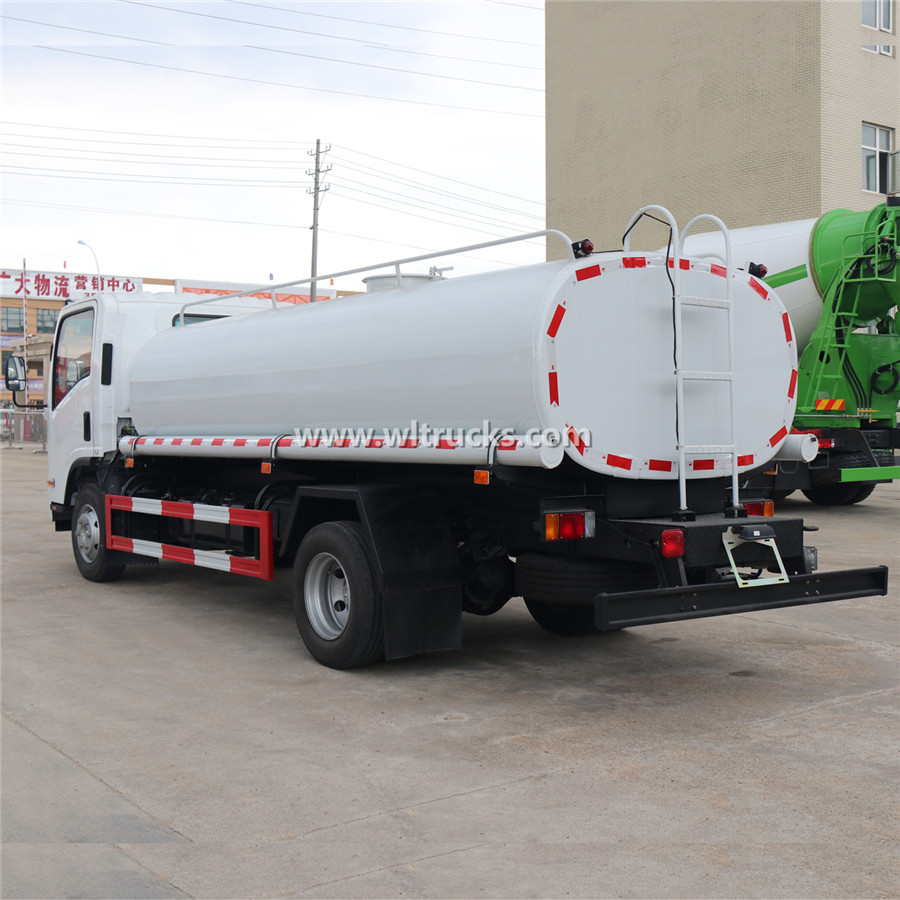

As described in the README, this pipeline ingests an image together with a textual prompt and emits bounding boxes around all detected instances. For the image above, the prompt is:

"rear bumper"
[596,565,889,631]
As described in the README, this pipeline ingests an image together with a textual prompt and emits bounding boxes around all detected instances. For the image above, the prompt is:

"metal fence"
[1,409,47,451]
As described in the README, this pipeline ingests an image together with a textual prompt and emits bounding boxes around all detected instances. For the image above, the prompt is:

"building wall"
[821,0,898,212]
[546,0,897,255]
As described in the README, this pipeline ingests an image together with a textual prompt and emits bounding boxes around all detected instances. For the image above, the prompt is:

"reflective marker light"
[545,513,560,541]
[744,500,775,517]
[660,528,685,558]
[474,469,491,485]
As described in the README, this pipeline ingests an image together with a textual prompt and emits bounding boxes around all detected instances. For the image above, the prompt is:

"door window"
[53,308,94,408]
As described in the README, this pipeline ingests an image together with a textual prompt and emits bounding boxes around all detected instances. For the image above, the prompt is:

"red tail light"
[661,529,684,558]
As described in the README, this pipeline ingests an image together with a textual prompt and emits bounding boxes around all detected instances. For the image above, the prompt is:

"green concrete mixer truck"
[682,198,900,506]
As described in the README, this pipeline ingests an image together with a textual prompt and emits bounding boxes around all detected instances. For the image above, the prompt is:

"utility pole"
[307,139,331,303]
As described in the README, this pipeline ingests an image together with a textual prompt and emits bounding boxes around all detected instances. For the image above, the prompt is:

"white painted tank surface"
[678,218,823,348]
[127,253,798,480]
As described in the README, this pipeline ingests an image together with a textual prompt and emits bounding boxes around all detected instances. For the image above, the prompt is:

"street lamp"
[77,240,101,296]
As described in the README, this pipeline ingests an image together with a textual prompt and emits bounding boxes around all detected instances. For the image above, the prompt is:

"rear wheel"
[523,597,600,636]
[516,554,658,636]
[293,521,384,669]
[801,483,876,506]
[71,483,126,582]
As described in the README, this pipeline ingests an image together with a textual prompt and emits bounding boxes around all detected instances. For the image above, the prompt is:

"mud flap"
[295,484,463,661]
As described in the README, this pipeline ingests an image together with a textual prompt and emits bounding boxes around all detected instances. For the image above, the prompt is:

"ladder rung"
[678,370,732,381]
[679,295,731,309]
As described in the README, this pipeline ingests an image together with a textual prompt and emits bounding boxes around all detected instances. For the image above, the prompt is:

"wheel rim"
[74,504,101,564]
[304,552,351,640]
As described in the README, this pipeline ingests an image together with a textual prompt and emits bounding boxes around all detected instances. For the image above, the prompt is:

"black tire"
[292,521,384,669]
[71,483,126,582]
[523,597,601,636]
[801,483,876,506]
[516,554,658,636]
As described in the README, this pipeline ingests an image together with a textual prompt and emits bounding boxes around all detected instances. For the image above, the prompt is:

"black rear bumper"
[596,566,889,631]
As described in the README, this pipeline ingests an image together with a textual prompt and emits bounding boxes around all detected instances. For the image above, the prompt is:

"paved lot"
[2,447,898,899]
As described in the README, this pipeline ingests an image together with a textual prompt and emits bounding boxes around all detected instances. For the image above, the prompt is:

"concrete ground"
[2,447,898,900]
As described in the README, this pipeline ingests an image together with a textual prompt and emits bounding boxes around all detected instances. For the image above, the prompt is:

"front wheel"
[71,483,126,582]
[292,521,384,669]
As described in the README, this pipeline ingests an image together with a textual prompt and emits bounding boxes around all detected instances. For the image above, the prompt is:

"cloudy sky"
[0,0,545,292]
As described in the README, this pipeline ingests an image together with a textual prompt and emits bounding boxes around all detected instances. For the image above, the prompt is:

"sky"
[0,0,545,293]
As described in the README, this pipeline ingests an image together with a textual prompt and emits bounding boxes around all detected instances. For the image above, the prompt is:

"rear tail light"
[660,529,685,558]
[744,501,775,517]
[544,510,596,541]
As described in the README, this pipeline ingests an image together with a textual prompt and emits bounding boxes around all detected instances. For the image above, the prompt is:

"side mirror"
[66,359,86,390]
[4,355,26,392]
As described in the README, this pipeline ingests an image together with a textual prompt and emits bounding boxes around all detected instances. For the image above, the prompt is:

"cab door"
[47,304,97,504]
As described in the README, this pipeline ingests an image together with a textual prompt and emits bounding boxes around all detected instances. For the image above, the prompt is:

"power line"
[333,176,540,230]
[0,120,311,147]
[2,144,309,171]
[335,146,545,208]
[3,164,304,188]
[0,8,543,73]
[245,45,542,94]
[1,122,544,213]
[3,197,300,229]
[0,13,175,45]
[330,190,546,245]
[37,46,544,119]
[120,0,541,57]
[225,0,542,48]
[332,159,542,221]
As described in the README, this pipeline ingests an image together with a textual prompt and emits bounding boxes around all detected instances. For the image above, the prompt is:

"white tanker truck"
[5,205,889,668]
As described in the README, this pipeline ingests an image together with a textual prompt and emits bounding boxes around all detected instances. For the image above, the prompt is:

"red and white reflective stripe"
[548,371,559,406]
[782,312,793,343]
[105,495,273,580]
[788,369,798,399]
[749,278,769,300]
[546,304,567,337]
[606,453,632,470]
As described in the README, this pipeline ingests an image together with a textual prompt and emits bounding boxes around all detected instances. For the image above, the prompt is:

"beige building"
[545,0,898,253]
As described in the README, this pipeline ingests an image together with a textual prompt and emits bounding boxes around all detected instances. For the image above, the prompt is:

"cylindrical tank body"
[128,252,797,480]
[680,203,899,349]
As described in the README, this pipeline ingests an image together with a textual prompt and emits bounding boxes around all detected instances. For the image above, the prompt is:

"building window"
[36,308,59,334]
[862,43,894,54]
[863,0,893,31]
[863,123,894,193]
[2,307,25,333]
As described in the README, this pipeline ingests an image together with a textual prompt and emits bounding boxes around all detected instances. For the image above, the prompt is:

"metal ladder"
[675,214,739,516]
[621,207,740,515]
